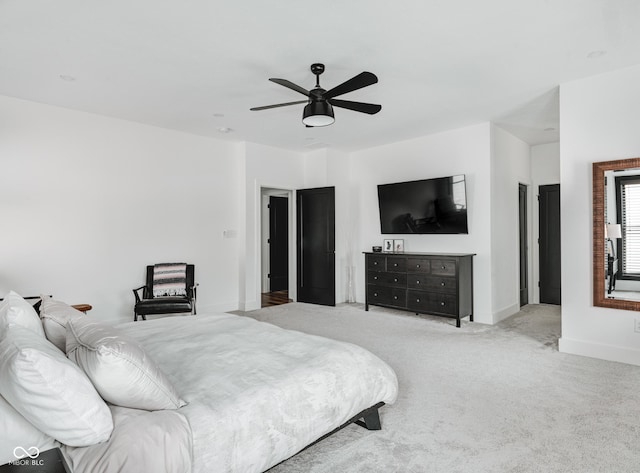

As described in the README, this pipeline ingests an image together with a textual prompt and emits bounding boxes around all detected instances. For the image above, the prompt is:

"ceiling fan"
[250,63,381,127]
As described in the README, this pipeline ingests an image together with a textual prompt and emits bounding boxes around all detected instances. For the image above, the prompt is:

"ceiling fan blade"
[328,99,382,115]
[324,71,378,100]
[250,100,308,111]
[269,78,310,97]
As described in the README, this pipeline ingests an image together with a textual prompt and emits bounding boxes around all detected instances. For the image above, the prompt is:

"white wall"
[559,64,640,366]
[531,142,560,303]
[0,95,244,323]
[326,149,355,303]
[242,142,306,310]
[491,125,532,322]
[348,123,495,324]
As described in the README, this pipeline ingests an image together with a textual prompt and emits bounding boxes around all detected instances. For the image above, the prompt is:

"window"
[616,176,640,277]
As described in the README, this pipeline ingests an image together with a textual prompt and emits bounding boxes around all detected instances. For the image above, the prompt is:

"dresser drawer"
[367,254,387,271]
[407,290,458,315]
[385,257,407,272]
[430,259,457,276]
[407,275,457,294]
[367,271,407,287]
[367,285,406,307]
[407,258,430,273]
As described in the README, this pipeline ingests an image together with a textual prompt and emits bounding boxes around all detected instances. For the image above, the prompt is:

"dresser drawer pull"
[374,292,378,297]
[440,281,446,286]
[416,298,421,302]
[441,265,446,270]
[393,263,398,267]
[416,280,420,284]
[393,295,398,300]
[394,278,398,282]
[440,301,446,306]
[416,264,421,268]
[373,276,378,280]
[373,261,378,265]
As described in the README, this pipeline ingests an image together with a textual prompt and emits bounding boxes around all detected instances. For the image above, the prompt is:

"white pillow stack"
[0,291,114,456]
[66,318,187,410]
[0,324,114,446]
[0,289,185,466]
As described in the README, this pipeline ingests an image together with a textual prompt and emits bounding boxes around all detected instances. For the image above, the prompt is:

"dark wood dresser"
[364,252,475,327]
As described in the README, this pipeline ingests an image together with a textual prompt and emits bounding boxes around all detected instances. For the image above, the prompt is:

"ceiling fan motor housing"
[310,88,326,100]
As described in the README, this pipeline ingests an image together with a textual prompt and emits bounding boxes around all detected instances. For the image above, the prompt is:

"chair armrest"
[132,286,147,303]
[190,283,199,315]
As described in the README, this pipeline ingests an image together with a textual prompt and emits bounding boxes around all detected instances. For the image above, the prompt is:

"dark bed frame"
[267,401,385,471]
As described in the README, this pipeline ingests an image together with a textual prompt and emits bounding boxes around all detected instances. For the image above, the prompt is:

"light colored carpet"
[235,302,640,473]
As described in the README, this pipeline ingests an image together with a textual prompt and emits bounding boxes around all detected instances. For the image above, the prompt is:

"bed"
[0,293,398,473]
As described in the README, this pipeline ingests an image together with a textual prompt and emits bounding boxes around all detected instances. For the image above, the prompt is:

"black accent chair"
[133,264,197,321]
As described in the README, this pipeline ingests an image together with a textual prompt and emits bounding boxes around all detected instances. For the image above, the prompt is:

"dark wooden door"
[519,184,529,307]
[296,187,335,306]
[269,196,288,292]
[539,184,561,305]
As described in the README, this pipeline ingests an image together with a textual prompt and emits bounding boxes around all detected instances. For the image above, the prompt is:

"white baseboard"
[237,300,261,312]
[559,337,640,367]
[198,302,240,314]
[492,302,520,324]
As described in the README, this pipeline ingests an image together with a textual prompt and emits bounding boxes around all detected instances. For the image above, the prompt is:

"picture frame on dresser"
[383,239,393,252]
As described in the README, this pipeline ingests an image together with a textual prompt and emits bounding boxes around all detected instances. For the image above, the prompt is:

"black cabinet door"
[296,187,335,306]
[539,184,561,305]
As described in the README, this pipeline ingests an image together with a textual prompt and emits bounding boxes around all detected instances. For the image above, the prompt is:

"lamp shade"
[302,101,334,127]
[607,223,622,239]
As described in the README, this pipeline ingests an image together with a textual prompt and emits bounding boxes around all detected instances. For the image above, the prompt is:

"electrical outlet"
[635,319,640,333]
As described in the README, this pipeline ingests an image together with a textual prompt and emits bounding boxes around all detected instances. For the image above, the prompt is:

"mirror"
[593,157,640,310]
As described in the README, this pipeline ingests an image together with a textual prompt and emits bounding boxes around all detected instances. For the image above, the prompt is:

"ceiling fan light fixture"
[302,101,335,127]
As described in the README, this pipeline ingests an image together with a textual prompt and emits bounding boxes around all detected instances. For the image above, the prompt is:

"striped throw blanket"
[152,263,187,297]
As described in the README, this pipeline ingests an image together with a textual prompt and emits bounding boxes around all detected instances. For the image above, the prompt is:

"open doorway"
[261,188,293,307]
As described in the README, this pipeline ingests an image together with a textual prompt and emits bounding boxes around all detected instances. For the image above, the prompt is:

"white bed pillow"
[39,297,84,352]
[0,290,45,338]
[0,395,59,466]
[0,325,113,447]
[66,319,186,410]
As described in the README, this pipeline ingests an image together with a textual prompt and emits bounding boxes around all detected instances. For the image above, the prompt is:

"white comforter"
[68,312,398,473]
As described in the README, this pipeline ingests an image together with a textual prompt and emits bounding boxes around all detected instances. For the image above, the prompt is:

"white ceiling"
[2,0,640,152]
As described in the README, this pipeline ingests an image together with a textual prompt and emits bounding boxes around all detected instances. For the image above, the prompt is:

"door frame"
[519,183,529,307]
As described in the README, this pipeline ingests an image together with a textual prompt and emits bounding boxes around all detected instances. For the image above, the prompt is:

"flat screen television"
[377,174,468,234]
